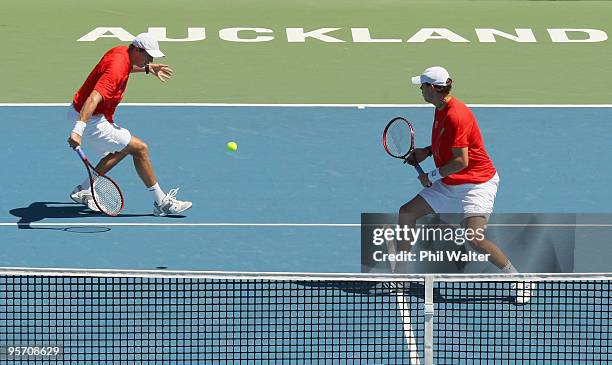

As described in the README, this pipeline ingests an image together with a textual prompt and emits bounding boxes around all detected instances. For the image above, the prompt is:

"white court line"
[371,223,612,228]
[1,103,612,108]
[1,222,611,227]
[397,292,422,365]
[0,222,359,227]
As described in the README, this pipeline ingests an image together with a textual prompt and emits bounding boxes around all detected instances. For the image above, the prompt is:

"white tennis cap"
[411,66,450,86]
[132,33,165,58]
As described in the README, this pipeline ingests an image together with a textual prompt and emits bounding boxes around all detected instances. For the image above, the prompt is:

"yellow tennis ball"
[227,141,238,152]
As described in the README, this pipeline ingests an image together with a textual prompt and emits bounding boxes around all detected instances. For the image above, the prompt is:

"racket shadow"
[9,201,156,232]
[296,280,426,300]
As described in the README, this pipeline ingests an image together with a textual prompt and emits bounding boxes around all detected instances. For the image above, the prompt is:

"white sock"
[148,182,166,205]
[501,261,519,274]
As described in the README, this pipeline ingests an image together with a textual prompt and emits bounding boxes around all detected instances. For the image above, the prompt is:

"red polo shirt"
[73,46,131,122]
[431,97,497,185]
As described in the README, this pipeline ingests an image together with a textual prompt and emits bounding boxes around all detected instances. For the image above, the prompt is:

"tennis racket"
[74,146,124,216]
[382,117,431,187]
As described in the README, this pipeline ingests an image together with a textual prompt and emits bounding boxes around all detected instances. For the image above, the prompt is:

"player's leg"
[399,195,435,234]
[393,195,435,273]
[462,173,533,303]
[85,135,159,189]
[464,215,534,303]
[121,136,157,188]
[70,151,130,212]
[121,136,192,216]
[71,144,132,208]
[463,215,513,270]
[460,174,515,271]
[95,150,128,173]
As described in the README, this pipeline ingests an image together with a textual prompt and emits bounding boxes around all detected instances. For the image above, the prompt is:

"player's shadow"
[296,280,426,299]
[9,201,159,232]
[297,280,515,304]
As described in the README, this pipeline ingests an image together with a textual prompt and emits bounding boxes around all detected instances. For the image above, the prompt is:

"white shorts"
[68,105,132,161]
[418,173,500,220]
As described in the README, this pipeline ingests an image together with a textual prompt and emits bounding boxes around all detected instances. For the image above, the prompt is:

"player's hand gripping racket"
[74,146,124,216]
[382,117,431,187]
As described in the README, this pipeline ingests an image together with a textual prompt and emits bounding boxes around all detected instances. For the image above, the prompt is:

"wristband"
[427,168,443,183]
[72,121,87,137]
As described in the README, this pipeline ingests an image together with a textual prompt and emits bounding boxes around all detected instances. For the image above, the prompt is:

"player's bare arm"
[419,147,468,187]
[67,90,103,149]
[131,63,174,82]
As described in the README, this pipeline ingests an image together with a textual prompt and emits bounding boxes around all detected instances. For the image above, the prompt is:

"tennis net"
[0,268,424,364]
[434,277,611,364]
[0,268,610,364]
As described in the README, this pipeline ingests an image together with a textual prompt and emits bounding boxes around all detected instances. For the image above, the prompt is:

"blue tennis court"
[1,105,611,364]
[1,105,611,272]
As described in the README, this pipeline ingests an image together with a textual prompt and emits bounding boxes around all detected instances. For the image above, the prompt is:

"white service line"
[0,222,359,227]
[1,222,611,227]
[0,103,611,108]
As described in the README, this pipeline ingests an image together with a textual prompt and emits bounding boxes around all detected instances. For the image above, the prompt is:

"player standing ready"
[401,67,528,281]
[67,33,192,216]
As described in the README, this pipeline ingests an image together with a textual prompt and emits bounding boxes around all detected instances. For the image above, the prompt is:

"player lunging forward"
[401,66,533,303]
[67,33,192,216]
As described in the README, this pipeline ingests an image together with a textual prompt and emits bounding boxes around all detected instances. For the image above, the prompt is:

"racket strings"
[92,176,123,215]
[387,122,412,157]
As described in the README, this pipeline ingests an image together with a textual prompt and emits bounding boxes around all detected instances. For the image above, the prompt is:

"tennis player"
[400,66,532,303]
[66,33,192,216]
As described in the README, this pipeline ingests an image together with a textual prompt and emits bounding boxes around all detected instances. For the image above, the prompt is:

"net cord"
[0,266,609,281]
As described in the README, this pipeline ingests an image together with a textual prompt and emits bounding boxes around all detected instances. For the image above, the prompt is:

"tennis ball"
[227,141,238,152]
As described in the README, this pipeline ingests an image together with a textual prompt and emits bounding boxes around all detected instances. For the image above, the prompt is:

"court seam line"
[1,103,612,108]
[1,223,612,227]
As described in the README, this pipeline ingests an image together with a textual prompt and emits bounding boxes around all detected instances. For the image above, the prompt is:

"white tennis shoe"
[153,188,192,216]
[71,185,101,212]
[86,197,101,212]
[70,185,92,205]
